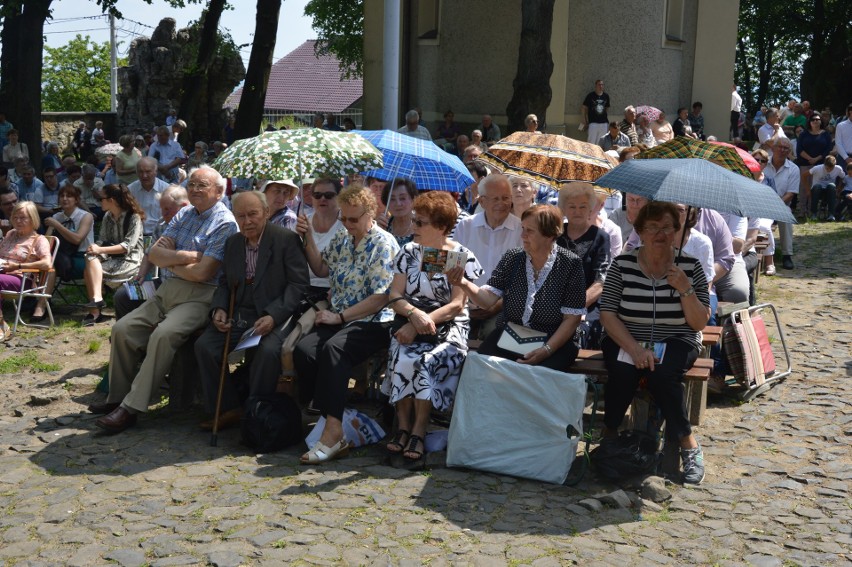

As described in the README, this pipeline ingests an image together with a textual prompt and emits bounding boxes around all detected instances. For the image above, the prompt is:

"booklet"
[421,247,468,274]
[233,327,261,352]
[122,280,156,301]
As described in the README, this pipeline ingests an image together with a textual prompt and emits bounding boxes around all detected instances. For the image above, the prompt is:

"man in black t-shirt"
[581,79,611,143]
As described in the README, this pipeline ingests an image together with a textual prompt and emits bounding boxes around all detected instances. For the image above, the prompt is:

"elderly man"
[148,125,186,183]
[454,174,522,335]
[195,191,309,430]
[758,108,787,154]
[129,157,170,235]
[397,109,430,140]
[33,167,61,217]
[113,185,190,319]
[479,114,501,146]
[619,106,639,146]
[598,121,631,151]
[0,188,17,236]
[73,164,105,218]
[764,138,798,269]
[92,167,238,433]
[582,79,610,143]
[835,103,852,167]
[15,165,44,202]
[455,134,470,159]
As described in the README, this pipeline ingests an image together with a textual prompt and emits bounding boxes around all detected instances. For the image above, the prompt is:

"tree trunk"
[177,0,226,146]
[0,0,53,172]
[505,0,555,135]
[234,0,282,141]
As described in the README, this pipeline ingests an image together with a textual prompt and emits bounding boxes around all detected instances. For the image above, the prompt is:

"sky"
[44,0,316,69]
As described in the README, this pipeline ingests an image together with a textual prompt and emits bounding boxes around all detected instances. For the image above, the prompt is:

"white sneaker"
[764,264,776,276]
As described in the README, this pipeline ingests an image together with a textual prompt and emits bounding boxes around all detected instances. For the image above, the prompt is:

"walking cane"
[211,284,238,447]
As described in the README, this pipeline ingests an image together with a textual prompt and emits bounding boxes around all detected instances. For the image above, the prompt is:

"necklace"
[638,247,672,280]
[394,215,413,236]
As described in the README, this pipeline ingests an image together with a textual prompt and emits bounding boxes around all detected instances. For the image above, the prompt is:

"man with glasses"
[764,139,798,269]
[33,167,61,218]
[582,79,610,143]
[757,108,787,154]
[93,166,238,433]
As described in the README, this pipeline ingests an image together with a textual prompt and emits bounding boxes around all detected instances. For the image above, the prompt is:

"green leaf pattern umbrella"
[212,129,383,180]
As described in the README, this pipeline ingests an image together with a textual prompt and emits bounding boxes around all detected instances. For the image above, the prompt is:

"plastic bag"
[305,408,386,448]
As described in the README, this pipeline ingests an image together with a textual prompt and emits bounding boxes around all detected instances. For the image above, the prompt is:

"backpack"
[240,393,303,453]
[589,430,660,481]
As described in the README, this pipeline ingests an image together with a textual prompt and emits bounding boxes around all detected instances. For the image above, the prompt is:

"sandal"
[300,438,350,465]
[403,434,425,461]
[386,429,410,454]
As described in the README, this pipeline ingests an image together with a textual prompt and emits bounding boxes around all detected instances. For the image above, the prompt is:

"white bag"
[497,322,548,355]
[305,408,385,448]
[447,353,586,484]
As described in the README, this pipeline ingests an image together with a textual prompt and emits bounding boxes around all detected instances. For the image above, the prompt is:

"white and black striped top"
[600,249,710,351]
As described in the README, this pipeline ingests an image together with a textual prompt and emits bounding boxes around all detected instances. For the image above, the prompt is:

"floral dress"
[381,242,483,411]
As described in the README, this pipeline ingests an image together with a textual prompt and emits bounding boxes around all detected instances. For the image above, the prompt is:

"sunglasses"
[338,210,367,224]
[312,191,337,200]
[756,158,768,164]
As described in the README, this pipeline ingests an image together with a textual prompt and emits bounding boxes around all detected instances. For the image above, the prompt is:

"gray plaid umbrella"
[595,158,796,223]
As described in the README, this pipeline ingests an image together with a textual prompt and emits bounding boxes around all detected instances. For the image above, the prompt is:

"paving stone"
[103,549,147,567]
[207,550,245,567]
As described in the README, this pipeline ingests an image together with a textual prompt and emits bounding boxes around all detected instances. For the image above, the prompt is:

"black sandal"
[386,429,410,453]
[403,434,425,461]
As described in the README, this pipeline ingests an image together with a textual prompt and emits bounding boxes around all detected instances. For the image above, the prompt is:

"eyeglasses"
[810,117,821,122]
[641,225,676,236]
[187,181,213,190]
[337,210,368,224]
[412,218,430,227]
[312,191,337,200]
[777,146,791,152]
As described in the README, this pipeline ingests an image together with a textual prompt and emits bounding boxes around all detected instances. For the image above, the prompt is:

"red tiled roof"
[224,40,362,113]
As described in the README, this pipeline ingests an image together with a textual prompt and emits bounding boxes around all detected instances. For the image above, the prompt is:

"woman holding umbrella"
[294,186,400,464]
[599,201,710,485]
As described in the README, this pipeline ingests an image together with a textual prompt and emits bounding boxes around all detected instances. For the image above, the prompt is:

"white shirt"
[397,124,431,141]
[731,90,743,112]
[720,212,747,261]
[764,159,799,198]
[128,177,170,234]
[758,123,787,149]
[809,164,845,187]
[682,229,714,293]
[599,217,623,259]
[306,213,344,289]
[833,119,852,161]
[454,212,522,286]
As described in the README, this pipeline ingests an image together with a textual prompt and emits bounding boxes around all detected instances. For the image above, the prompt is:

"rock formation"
[116,18,245,143]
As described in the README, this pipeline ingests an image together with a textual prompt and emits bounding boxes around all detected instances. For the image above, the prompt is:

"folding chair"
[0,235,60,333]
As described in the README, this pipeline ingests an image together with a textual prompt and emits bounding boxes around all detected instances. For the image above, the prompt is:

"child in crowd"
[808,155,844,221]
[834,162,852,220]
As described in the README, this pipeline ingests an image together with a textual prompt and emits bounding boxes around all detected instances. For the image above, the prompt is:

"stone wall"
[116,18,245,144]
[42,112,117,155]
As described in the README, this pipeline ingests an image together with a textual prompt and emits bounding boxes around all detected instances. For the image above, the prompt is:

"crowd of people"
[0,92,849,486]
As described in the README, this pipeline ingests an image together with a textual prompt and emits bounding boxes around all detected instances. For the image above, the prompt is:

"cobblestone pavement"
[0,224,850,566]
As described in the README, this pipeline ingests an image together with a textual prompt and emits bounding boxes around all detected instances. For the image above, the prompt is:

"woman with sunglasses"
[381,191,482,461]
[294,185,399,464]
[301,178,344,293]
[796,114,833,214]
[82,184,145,325]
[599,201,710,485]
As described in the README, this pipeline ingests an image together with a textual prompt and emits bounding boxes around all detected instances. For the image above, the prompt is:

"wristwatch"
[678,287,695,297]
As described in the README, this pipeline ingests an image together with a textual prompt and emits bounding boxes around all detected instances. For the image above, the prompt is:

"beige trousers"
[108,278,215,412]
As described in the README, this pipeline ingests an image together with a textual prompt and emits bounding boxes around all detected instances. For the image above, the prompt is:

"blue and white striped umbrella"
[353,129,474,193]
[595,158,796,223]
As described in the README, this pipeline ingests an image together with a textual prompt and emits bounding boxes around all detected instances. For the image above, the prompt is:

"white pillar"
[381,0,400,130]
[110,14,118,113]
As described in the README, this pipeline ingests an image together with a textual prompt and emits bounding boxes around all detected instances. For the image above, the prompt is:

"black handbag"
[385,297,452,345]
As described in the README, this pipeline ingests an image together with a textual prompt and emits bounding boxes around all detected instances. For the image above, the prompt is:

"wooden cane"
[211,284,238,447]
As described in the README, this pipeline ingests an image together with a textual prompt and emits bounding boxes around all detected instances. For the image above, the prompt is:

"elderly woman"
[449,204,586,369]
[524,114,542,133]
[510,176,536,218]
[82,184,145,325]
[0,201,52,339]
[652,111,674,144]
[382,178,418,246]
[600,201,711,485]
[263,179,299,232]
[41,142,63,174]
[381,192,482,460]
[187,141,209,170]
[113,135,142,185]
[636,114,657,147]
[470,130,489,152]
[556,183,612,349]
[749,149,777,275]
[294,186,400,464]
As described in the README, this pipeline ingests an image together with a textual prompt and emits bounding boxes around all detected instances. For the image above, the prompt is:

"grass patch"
[0,350,61,373]
[86,340,101,354]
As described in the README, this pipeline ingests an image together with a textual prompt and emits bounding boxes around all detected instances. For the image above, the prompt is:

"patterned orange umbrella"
[475,132,618,186]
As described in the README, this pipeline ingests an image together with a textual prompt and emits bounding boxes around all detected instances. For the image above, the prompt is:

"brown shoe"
[200,408,244,431]
[95,406,137,434]
[88,402,120,415]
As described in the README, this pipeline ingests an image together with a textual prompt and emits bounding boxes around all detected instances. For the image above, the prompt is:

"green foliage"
[42,34,126,112]
[304,0,363,79]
